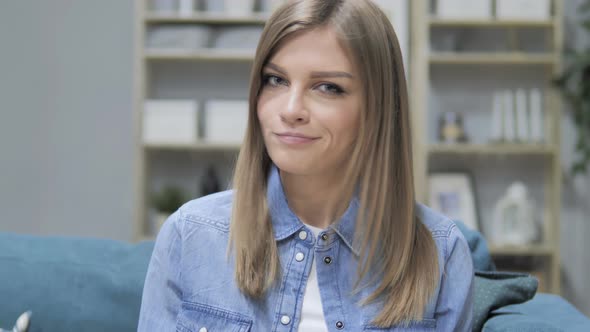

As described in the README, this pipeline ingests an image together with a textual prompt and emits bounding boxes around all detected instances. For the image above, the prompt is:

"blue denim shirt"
[138,167,474,331]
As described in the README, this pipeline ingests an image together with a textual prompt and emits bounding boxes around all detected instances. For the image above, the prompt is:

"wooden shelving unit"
[428,143,557,156]
[144,142,241,152]
[411,0,563,293]
[133,1,264,242]
[145,12,269,24]
[144,49,255,61]
[429,52,555,65]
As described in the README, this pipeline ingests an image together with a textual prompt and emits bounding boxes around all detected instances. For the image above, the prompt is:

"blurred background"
[0,0,589,318]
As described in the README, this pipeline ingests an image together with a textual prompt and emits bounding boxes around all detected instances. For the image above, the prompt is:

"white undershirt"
[298,224,329,332]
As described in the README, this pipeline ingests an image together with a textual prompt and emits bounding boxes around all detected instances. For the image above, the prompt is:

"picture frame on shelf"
[428,172,480,231]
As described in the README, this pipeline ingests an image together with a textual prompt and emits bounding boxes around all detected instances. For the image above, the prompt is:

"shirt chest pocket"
[176,301,253,332]
[363,318,437,332]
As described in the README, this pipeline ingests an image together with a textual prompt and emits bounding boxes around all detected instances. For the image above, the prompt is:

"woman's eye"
[262,74,286,87]
[317,83,345,95]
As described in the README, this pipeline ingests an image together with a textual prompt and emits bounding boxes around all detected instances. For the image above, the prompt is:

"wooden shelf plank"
[489,244,554,256]
[144,142,241,151]
[428,143,557,155]
[145,12,269,24]
[429,17,555,28]
[144,48,255,61]
[430,52,555,65]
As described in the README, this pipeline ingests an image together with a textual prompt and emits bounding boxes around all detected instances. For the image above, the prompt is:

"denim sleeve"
[138,210,183,331]
[435,224,475,332]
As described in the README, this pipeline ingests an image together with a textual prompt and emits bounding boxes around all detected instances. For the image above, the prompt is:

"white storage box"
[212,26,264,50]
[143,100,198,144]
[437,0,492,19]
[203,100,249,144]
[146,25,211,50]
[224,0,255,16]
[496,0,551,21]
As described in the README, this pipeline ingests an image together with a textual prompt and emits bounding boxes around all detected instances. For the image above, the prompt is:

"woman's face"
[257,26,361,177]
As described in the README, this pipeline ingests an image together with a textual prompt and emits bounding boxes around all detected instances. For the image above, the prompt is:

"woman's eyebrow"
[264,62,287,75]
[264,62,353,79]
[310,71,353,79]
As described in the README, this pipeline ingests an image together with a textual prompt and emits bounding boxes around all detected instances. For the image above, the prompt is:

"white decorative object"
[491,182,538,246]
[428,173,479,231]
[143,100,198,144]
[515,88,529,142]
[437,0,492,19]
[502,90,516,142]
[529,88,544,142]
[496,0,551,21]
[204,100,249,143]
[178,0,194,17]
[491,91,504,142]
[0,311,31,332]
[224,0,255,16]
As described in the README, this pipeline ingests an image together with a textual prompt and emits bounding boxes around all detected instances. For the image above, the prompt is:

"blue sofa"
[0,224,588,331]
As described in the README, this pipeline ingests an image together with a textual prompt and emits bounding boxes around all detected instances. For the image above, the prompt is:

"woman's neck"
[279,169,351,229]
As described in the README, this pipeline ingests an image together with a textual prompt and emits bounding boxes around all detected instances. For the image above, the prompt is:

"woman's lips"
[274,132,319,145]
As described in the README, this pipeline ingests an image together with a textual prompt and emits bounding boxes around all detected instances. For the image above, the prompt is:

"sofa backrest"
[0,232,154,332]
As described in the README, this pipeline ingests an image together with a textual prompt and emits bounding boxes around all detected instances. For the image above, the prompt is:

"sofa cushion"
[482,293,590,332]
[473,270,538,331]
[454,220,496,271]
[0,232,154,332]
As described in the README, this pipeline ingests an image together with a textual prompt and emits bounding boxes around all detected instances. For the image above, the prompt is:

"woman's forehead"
[266,26,355,74]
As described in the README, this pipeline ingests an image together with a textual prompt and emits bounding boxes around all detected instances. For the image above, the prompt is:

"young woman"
[138,0,474,331]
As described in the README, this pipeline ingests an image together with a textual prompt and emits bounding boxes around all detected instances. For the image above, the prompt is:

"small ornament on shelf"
[200,166,221,197]
[438,111,468,144]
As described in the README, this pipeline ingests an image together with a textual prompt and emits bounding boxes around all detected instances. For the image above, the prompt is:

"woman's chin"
[270,156,313,176]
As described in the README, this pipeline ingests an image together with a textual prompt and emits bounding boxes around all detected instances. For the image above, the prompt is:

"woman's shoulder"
[415,202,457,238]
[174,190,235,233]
[415,202,471,260]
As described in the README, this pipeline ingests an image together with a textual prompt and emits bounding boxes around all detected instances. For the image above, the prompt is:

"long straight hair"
[229,0,439,326]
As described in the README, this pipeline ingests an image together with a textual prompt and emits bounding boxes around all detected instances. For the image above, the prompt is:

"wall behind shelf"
[0,0,135,241]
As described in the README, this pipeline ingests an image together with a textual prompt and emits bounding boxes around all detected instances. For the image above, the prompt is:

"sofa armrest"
[482,293,590,332]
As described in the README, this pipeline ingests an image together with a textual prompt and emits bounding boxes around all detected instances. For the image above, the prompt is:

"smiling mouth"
[274,132,319,145]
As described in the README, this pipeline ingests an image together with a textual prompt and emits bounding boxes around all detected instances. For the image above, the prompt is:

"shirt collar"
[267,164,361,256]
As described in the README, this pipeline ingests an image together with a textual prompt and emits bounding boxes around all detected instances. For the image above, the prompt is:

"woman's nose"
[279,88,309,125]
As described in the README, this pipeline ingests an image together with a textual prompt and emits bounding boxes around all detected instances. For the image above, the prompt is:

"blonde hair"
[229,0,439,326]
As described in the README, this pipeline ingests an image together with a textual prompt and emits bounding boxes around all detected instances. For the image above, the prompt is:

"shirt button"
[336,321,344,329]
[281,315,291,325]
[323,256,333,265]
[321,233,329,241]
[295,252,305,262]
[199,328,208,332]
[298,230,308,240]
